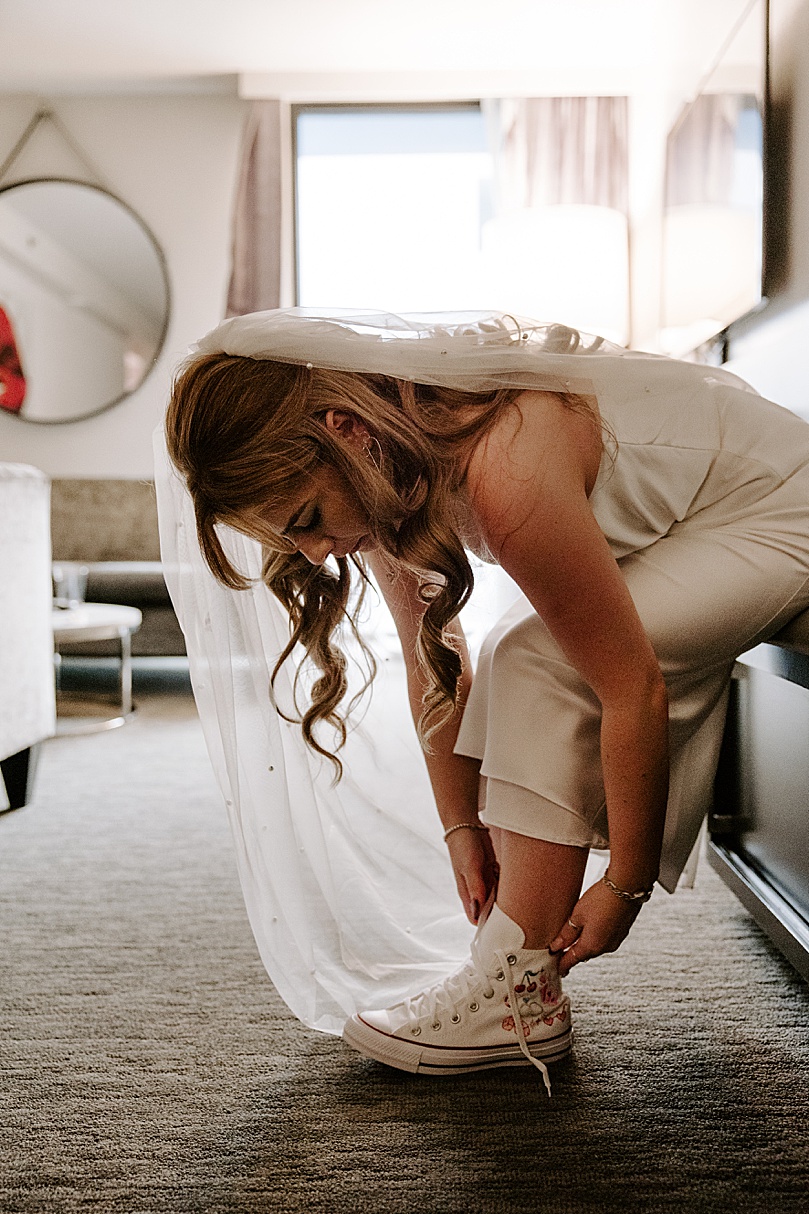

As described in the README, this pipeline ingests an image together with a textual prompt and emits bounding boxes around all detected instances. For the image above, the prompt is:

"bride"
[157,309,809,1093]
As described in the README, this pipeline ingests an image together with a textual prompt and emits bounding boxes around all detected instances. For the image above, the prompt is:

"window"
[294,101,630,345]
[294,105,493,312]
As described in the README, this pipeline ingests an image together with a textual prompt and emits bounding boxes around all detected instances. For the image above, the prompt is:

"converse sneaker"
[342,903,571,1095]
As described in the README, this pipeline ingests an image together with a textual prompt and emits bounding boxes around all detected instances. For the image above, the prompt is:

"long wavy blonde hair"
[165,352,593,770]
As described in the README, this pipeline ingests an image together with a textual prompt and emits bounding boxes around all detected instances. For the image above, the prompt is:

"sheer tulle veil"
[154,309,754,1033]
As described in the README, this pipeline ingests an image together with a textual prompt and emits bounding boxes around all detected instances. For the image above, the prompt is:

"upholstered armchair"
[0,463,56,811]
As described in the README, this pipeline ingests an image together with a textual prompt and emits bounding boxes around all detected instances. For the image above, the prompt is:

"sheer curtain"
[489,97,629,212]
[482,97,630,343]
[664,94,737,208]
[226,100,283,318]
[660,94,759,352]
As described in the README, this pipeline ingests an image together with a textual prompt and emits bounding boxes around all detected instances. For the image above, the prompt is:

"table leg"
[118,628,133,716]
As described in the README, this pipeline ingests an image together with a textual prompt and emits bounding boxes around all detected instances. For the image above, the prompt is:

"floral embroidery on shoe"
[501,1014,531,1038]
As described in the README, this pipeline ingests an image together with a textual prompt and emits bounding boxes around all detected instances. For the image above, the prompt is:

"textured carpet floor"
[1,664,808,1214]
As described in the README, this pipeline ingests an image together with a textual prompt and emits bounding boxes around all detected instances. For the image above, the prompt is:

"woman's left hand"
[549,878,645,978]
[445,826,500,925]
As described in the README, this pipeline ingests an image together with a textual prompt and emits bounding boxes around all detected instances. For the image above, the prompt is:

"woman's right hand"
[445,827,499,924]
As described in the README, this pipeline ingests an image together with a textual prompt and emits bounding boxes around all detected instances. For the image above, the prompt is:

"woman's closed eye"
[287,507,321,536]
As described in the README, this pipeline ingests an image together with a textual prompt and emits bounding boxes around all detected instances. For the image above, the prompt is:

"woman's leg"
[491,825,589,949]
[344,818,575,1082]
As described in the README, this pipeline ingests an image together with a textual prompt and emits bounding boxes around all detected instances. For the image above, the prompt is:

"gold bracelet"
[602,869,654,904]
[443,822,490,842]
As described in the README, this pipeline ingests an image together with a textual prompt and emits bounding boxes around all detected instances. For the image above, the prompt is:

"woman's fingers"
[447,829,498,923]
[549,915,583,956]
[465,867,496,923]
[557,939,592,978]
[454,867,483,923]
[549,911,590,978]
[552,883,643,976]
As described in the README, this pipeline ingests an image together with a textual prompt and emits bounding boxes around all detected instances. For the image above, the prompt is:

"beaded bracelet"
[443,822,490,842]
[601,869,655,904]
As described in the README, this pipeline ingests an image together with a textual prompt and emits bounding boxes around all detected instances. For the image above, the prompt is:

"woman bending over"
[162,310,809,1091]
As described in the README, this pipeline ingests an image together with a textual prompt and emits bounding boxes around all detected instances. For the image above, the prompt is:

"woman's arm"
[465,393,670,960]
[365,550,498,922]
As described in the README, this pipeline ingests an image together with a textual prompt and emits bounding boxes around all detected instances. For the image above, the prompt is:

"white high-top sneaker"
[342,903,571,1095]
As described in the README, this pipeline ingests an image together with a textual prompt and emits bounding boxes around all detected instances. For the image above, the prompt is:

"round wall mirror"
[0,178,170,424]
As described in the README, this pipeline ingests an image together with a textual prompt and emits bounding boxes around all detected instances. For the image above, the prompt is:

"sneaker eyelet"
[506,954,517,965]
[411,1026,421,1036]
[431,1020,441,1031]
[483,988,494,999]
[495,971,505,981]
[450,1013,461,1023]
[469,1001,479,1012]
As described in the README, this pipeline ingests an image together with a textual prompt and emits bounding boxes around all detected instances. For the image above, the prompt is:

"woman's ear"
[323,409,372,451]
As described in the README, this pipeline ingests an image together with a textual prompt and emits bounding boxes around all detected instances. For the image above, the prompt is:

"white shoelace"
[401,951,490,1027]
[401,936,554,1096]
[494,946,553,1097]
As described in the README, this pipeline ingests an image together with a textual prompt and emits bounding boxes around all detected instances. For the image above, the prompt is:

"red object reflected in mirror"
[0,306,26,414]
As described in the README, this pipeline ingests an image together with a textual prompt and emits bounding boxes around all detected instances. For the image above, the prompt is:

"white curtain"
[488,97,629,214]
[664,93,739,208]
[482,97,630,344]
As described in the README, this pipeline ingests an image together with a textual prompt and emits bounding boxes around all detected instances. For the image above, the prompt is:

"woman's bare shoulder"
[465,390,602,503]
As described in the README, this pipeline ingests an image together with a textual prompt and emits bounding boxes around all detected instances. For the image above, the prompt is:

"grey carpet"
[1,664,808,1214]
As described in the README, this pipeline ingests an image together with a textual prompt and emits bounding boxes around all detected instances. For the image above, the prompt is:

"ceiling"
[1,0,758,100]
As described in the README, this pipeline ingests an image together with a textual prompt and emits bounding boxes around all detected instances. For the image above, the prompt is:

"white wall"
[0,92,245,477]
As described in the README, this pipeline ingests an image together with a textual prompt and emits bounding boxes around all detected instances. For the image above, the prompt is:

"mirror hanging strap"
[0,109,110,190]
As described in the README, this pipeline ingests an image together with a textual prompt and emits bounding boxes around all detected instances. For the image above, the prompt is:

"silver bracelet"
[443,822,490,842]
[602,869,654,904]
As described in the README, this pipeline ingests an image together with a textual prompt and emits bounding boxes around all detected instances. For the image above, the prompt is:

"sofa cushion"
[51,479,160,562]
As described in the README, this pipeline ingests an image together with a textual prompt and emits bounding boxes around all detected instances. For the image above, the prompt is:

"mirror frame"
[0,176,172,425]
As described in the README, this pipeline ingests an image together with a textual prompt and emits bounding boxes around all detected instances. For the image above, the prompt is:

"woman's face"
[239,464,376,565]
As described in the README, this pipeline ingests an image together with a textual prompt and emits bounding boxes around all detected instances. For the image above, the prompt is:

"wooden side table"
[52,603,143,731]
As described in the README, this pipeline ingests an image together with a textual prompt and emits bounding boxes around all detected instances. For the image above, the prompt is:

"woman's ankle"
[492,897,555,951]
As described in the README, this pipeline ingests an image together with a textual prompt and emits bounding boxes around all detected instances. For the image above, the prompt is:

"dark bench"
[710,609,809,982]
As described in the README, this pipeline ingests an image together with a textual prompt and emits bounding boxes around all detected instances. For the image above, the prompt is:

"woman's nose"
[295,535,333,565]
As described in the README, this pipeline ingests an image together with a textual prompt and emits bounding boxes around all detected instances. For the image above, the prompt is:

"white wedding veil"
[154,309,753,1034]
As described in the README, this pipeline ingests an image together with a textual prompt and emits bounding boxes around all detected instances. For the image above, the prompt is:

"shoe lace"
[494,945,553,1097]
[401,953,487,1028]
[401,937,554,1097]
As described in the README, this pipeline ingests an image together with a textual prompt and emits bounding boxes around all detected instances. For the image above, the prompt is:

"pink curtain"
[226,100,283,317]
[492,97,629,214]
